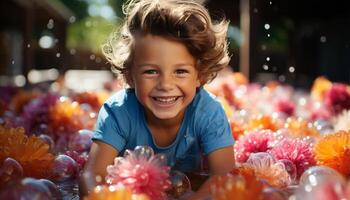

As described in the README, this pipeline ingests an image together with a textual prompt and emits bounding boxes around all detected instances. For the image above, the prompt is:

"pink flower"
[311,104,332,121]
[242,152,291,188]
[324,83,350,115]
[65,151,88,172]
[275,99,295,116]
[106,146,171,200]
[269,138,316,179]
[21,93,59,133]
[234,130,275,163]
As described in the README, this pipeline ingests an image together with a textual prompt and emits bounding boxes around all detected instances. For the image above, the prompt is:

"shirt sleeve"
[198,103,234,155]
[92,103,129,152]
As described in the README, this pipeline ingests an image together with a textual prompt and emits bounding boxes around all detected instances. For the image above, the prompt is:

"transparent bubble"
[38,179,60,198]
[69,16,76,23]
[68,129,93,153]
[167,170,192,199]
[296,166,346,200]
[47,19,54,29]
[0,157,23,186]
[123,149,133,157]
[133,145,154,160]
[263,64,269,70]
[70,49,76,55]
[299,166,345,187]
[0,177,52,199]
[152,153,168,166]
[39,134,55,152]
[246,152,276,166]
[289,66,295,73]
[283,185,299,198]
[262,187,286,200]
[278,75,286,82]
[51,155,78,182]
[33,123,49,135]
[279,159,297,182]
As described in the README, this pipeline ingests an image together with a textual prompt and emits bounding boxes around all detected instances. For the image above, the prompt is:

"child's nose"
[156,74,174,90]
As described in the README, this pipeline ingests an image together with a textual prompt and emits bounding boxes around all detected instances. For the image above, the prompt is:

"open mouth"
[152,96,181,104]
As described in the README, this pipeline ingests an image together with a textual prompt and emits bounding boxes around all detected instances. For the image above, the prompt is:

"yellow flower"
[210,171,264,200]
[85,186,149,200]
[311,76,332,100]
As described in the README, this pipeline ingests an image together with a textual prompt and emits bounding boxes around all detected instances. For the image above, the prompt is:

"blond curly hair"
[103,0,230,85]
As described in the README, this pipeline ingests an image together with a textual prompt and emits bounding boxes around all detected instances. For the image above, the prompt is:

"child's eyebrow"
[136,63,159,68]
[174,63,194,67]
[136,63,194,68]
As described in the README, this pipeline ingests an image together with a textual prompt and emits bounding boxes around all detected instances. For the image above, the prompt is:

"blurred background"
[0,0,349,91]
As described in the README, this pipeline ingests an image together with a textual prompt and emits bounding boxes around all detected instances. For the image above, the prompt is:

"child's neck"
[145,111,185,147]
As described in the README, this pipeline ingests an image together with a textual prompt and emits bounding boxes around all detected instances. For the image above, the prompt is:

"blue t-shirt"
[93,87,234,172]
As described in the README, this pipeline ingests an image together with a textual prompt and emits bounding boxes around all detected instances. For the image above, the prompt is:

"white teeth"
[154,97,177,103]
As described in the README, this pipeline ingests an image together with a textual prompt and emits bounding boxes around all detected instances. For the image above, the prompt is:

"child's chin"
[152,111,179,120]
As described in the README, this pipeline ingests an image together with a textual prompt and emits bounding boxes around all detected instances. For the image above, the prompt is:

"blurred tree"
[59,0,89,20]
[108,0,126,18]
[67,16,120,53]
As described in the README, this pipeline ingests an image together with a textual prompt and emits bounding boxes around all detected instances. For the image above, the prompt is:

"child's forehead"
[134,35,186,52]
[132,34,196,63]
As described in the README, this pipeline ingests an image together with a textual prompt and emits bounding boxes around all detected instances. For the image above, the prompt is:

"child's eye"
[175,69,188,75]
[143,69,158,75]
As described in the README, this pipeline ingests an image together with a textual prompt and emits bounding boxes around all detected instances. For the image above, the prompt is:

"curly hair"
[102,0,230,85]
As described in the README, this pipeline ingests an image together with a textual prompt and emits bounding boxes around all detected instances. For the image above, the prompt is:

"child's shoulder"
[104,88,140,112]
[193,87,222,110]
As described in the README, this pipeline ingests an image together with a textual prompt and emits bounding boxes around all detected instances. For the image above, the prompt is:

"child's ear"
[196,74,202,87]
[125,71,135,88]
[196,78,201,87]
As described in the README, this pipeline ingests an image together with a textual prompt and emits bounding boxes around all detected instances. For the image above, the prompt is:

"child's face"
[131,34,200,123]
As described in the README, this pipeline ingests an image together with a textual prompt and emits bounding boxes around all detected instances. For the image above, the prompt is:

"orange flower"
[0,126,54,178]
[284,117,320,138]
[230,121,245,140]
[210,172,263,200]
[248,115,280,131]
[73,91,106,111]
[314,130,350,176]
[49,98,85,135]
[85,185,149,200]
[239,161,291,188]
[232,72,248,85]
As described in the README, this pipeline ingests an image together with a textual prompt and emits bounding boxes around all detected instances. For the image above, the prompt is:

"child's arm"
[190,146,235,200]
[207,146,235,174]
[79,140,118,197]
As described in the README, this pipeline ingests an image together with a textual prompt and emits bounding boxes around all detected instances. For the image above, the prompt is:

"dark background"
[0,0,349,89]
